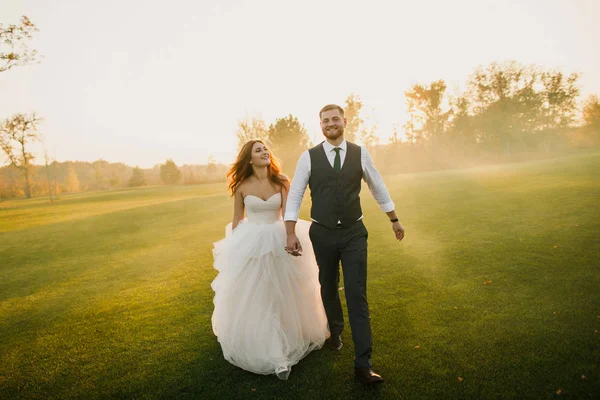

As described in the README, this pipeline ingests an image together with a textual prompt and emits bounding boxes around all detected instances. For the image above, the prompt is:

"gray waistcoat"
[308,141,363,229]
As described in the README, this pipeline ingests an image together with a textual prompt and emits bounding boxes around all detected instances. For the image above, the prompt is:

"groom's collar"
[322,139,347,153]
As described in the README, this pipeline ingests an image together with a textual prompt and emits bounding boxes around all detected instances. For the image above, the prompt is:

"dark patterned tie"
[333,148,341,172]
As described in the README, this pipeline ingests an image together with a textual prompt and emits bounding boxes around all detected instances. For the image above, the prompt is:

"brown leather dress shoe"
[354,368,384,384]
[326,334,343,351]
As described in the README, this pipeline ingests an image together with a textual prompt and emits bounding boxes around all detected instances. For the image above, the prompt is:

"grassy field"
[1,153,599,399]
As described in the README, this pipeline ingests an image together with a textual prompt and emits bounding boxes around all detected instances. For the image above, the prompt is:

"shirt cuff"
[283,211,299,222]
[379,201,395,213]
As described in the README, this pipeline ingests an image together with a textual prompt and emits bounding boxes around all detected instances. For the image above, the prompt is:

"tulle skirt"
[211,219,329,379]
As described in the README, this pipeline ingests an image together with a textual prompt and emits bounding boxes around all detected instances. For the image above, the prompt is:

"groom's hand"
[286,233,303,256]
[392,221,405,241]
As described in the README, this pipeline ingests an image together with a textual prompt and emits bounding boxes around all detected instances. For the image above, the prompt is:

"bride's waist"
[245,216,282,225]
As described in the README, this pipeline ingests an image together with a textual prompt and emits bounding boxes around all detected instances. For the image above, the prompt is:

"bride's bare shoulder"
[236,178,256,197]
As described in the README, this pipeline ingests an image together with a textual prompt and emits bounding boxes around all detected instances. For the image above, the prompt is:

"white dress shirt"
[284,140,395,222]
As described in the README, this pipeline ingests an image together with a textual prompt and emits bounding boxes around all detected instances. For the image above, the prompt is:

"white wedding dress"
[211,192,329,380]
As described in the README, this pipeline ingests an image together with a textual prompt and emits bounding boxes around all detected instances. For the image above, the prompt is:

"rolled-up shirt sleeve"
[361,146,395,213]
[284,150,311,221]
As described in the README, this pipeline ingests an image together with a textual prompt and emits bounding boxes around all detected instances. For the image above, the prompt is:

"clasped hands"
[285,234,303,257]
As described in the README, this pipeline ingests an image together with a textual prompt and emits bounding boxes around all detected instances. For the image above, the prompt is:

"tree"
[109,172,121,188]
[541,71,580,129]
[389,124,400,144]
[207,154,217,177]
[0,113,42,198]
[581,94,600,145]
[0,164,22,199]
[466,61,541,155]
[92,159,108,189]
[159,159,182,185]
[128,166,147,187]
[358,123,379,154]
[64,163,80,193]
[267,115,311,175]
[108,163,127,189]
[539,70,580,150]
[343,94,364,143]
[235,116,269,150]
[42,141,55,203]
[447,93,476,152]
[404,80,449,146]
[0,16,43,198]
[0,15,39,73]
[402,117,417,146]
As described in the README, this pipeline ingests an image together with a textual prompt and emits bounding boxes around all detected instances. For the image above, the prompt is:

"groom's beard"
[323,125,344,140]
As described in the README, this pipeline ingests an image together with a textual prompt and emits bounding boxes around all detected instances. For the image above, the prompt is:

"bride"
[211,139,329,380]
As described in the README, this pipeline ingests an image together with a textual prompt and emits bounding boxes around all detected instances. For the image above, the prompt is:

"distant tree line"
[0,159,227,199]
[2,16,599,199]
[236,61,600,176]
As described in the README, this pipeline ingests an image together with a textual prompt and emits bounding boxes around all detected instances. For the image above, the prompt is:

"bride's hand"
[286,233,303,257]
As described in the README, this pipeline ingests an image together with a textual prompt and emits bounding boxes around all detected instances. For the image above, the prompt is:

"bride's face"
[250,142,271,167]
[320,109,346,140]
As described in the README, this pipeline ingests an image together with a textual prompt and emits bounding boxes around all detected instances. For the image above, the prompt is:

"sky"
[1,0,598,167]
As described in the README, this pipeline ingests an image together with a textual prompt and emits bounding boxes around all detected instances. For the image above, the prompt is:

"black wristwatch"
[390,218,399,223]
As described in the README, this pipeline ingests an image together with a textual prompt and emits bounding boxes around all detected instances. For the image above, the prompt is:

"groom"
[284,104,404,384]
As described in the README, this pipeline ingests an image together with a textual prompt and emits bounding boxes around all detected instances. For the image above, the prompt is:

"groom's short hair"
[319,104,344,119]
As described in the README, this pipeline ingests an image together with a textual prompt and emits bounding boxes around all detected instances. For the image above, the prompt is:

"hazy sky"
[1,0,598,167]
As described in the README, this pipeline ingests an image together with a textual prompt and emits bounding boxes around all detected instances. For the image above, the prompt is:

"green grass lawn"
[1,153,599,399]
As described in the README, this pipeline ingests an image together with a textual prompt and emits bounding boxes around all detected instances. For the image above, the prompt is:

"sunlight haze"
[1,0,598,167]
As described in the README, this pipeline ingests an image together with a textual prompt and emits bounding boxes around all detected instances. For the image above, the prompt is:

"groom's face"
[320,109,346,140]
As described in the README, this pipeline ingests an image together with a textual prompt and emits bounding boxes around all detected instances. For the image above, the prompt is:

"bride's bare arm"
[280,176,302,256]
[280,176,290,219]
[232,188,245,230]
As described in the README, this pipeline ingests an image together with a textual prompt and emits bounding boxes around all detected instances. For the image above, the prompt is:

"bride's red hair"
[227,140,289,196]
